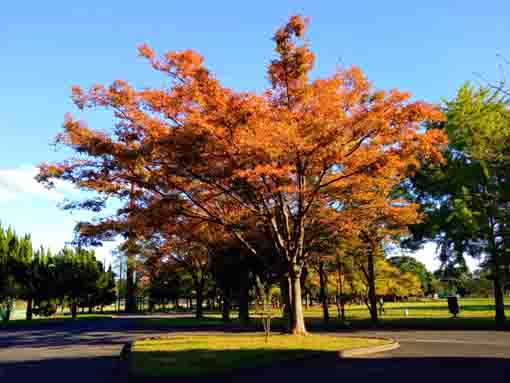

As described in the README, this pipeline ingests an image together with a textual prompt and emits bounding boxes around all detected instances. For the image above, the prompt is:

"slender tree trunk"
[494,271,506,325]
[238,265,250,323]
[222,290,231,322]
[195,287,204,319]
[117,258,123,313]
[125,255,136,313]
[71,303,78,319]
[290,272,307,335]
[337,259,345,321]
[367,248,378,325]
[125,182,137,314]
[318,261,329,323]
[280,277,293,331]
[26,297,33,320]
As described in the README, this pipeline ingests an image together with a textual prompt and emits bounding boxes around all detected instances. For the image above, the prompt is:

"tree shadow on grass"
[130,348,325,381]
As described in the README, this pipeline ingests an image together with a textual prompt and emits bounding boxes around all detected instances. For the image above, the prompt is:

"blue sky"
[1,1,508,270]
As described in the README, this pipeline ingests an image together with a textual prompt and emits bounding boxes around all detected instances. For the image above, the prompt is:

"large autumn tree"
[38,15,446,334]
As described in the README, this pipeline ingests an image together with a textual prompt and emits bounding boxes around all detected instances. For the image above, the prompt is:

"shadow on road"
[230,355,510,383]
[2,352,508,383]
[122,351,510,383]
[0,355,125,383]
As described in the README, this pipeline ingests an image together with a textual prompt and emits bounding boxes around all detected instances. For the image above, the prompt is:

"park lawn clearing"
[135,316,228,329]
[130,334,390,378]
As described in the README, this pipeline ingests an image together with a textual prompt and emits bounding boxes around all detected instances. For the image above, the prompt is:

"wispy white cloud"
[0,165,75,204]
[0,165,118,266]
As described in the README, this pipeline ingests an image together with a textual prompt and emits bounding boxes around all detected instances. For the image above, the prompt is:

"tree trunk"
[222,291,231,322]
[125,183,137,314]
[318,261,329,323]
[494,271,506,325]
[280,277,293,331]
[26,297,33,320]
[337,260,345,321]
[238,266,250,323]
[367,249,378,325]
[290,273,307,335]
[195,287,204,319]
[71,303,78,319]
[125,255,136,313]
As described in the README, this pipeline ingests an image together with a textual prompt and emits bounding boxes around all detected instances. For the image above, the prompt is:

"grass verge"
[130,334,389,378]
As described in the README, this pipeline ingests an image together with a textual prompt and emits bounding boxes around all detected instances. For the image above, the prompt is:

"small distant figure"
[404,308,409,317]
[448,296,460,318]
[378,297,385,316]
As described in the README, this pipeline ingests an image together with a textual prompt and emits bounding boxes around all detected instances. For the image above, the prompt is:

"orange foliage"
[38,15,447,333]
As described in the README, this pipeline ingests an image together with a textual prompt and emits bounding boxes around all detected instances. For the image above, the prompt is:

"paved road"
[1,317,509,382]
[0,316,172,383]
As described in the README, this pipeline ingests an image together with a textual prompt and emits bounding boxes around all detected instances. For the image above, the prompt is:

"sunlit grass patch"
[130,334,388,377]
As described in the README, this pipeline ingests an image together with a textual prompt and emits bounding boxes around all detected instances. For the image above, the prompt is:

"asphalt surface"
[0,316,509,382]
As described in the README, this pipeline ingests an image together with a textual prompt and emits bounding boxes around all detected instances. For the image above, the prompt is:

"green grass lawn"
[319,297,508,319]
[5,298,507,330]
[135,316,227,328]
[135,297,509,331]
[130,334,389,378]
[300,297,510,330]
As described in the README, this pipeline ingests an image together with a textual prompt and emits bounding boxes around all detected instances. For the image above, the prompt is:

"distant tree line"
[132,236,425,324]
[0,223,116,323]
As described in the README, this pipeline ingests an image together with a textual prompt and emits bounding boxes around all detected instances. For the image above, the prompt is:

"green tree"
[388,256,436,295]
[406,83,510,325]
[10,234,36,319]
[0,224,17,322]
[55,247,100,319]
[88,263,117,312]
[32,247,59,317]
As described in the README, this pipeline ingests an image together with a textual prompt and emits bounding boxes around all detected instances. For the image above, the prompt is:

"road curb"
[337,338,400,357]
[119,342,133,382]
[120,341,132,360]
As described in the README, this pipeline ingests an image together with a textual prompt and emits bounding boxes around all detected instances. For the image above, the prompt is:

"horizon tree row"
[0,223,116,322]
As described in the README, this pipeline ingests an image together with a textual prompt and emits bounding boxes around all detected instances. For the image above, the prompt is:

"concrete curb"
[338,338,400,357]
[119,342,133,382]
[120,341,132,360]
